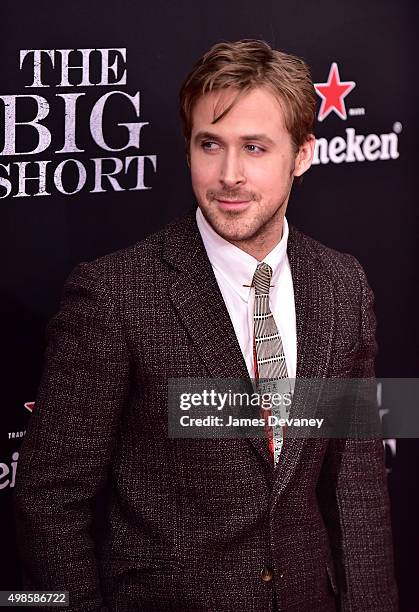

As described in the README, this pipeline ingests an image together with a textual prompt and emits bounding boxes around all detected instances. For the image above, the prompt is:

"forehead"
[191,86,286,137]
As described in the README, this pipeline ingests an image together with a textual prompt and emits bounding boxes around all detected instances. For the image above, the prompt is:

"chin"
[200,205,263,241]
[212,220,259,243]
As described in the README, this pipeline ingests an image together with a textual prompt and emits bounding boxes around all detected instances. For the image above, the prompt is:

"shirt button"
[261,566,274,582]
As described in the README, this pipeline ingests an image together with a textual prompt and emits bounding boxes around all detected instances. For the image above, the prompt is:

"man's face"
[189,86,313,249]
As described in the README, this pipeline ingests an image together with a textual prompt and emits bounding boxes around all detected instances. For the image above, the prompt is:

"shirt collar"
[196,207,289,302]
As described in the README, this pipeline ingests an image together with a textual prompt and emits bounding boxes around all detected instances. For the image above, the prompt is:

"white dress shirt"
[196,207,297,379]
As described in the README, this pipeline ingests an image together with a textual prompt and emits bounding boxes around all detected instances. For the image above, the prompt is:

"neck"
[230,215,284,261]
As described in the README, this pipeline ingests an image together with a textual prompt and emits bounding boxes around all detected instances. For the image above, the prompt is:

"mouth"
[216,199,251,211]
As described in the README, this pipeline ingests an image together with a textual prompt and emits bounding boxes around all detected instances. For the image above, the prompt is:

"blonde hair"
[179,39,316,154]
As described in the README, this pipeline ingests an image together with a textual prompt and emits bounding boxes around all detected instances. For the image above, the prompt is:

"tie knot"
[252,262,272,295]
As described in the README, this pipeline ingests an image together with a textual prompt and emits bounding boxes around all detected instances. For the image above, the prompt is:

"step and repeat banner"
[1,0,418,609]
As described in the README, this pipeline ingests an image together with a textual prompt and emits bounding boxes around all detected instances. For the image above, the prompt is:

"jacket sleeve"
[13,263,131,611]
[317,256,399,611]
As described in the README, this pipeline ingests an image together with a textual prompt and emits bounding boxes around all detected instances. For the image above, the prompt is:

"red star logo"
[314,63,356,122]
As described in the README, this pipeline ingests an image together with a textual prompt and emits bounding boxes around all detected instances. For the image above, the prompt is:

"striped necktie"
[252,262,290,464]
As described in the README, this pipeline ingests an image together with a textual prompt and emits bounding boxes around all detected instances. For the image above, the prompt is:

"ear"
[293,134,315,177]
[185,137,191,168]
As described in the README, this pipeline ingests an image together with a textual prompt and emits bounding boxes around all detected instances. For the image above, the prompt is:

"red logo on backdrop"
[314,63,356,122]
[24,402,35,413]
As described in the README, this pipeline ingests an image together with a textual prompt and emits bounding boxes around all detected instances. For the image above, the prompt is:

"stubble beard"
[200,194,288,248]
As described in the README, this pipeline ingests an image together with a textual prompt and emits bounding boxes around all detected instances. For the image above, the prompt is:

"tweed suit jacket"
[14,210,398,612]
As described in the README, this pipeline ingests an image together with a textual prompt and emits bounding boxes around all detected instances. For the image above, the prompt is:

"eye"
[245,144,265,153]
[201,141,220,151]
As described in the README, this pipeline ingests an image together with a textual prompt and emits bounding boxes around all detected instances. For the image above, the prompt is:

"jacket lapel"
[271,225,335,500]
[164,212,250,380]
[289,225,335,381]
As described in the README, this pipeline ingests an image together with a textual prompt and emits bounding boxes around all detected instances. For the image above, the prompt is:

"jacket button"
[261,566,274,582]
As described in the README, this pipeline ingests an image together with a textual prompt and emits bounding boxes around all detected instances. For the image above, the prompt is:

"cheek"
[246,163,288,190]
[246,152,292,181]
[191,159,218,189]
[271,155,296,182]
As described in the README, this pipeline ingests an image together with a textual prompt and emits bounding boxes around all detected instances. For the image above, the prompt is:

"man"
[14,39,398,611]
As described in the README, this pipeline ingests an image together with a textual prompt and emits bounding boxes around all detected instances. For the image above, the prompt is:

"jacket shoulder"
[71,212,195,281]
[289,224,365,282]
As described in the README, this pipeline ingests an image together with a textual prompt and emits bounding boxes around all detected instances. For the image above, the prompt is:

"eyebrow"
[193,131,276,146]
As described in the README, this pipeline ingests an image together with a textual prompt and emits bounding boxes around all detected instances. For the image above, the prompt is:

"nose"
[219,149,246,188]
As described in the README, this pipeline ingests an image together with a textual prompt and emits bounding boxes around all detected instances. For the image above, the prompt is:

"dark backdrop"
[1,1,418,609]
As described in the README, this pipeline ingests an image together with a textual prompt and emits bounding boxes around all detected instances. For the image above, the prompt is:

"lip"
[216,199,251,211]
